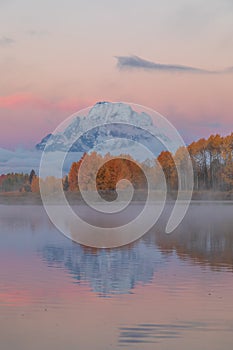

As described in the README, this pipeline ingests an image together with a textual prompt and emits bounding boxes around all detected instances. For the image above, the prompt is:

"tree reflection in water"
[38,203,233,296]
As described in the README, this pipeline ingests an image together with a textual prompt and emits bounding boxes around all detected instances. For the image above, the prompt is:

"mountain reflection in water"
[0,203,233,350]
[37,202,233,296]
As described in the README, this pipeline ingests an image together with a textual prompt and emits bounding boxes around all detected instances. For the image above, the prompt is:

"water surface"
[0,203,233,349]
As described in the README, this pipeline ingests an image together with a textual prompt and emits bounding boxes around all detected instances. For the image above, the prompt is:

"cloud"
[0,148,83,175]
[224,66,233,73]
[116,55,232,74]
[0,93,91,113]
[0,148,42,174]
[27,29,49,37]
[0,36,15,47]
[0,94,37,108]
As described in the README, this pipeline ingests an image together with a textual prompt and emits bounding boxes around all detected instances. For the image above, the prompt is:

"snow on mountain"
[36,102,170,159]
[39,232,162,296]
[0,102,178,175]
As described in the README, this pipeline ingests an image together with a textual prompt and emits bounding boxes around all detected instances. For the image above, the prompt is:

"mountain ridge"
[36,102,167,157]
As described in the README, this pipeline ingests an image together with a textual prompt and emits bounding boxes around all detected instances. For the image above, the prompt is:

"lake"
[0,203,233,349]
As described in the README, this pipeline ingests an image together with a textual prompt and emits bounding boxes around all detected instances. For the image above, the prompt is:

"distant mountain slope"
[36,102,170,157]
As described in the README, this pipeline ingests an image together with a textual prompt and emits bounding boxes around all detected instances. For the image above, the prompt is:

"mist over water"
[0,202,233,349]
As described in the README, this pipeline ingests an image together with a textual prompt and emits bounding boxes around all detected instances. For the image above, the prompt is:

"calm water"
[0,203,233,349]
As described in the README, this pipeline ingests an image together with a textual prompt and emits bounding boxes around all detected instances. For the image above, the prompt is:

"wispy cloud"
[0,36,15,47]
[0,93,44,109]
[225,66,233,73]
[0,147,82,175]
[27,29,49,37]
[0,148,42,174]
[0,93,91,113]
[116,55,232,74]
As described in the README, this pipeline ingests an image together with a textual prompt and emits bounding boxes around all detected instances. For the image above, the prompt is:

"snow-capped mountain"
[38,230,162,296]
[36,102,170,158]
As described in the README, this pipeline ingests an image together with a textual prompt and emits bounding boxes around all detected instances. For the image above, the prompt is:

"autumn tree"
[31,175,40,193]
[65,133,233,195]
[68,162,79,191]
[157,151,177,192]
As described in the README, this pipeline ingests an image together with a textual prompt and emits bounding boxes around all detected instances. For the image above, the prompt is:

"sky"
[0,0,233,149]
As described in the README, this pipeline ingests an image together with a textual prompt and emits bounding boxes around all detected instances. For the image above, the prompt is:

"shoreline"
[0,190,233,205]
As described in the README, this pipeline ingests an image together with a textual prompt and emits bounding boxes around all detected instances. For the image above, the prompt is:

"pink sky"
[0,0,232,149]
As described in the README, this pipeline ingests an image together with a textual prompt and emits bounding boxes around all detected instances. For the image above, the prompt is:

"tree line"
[0,170,38,193]
[0,133,232,193]
[67,133,233,193]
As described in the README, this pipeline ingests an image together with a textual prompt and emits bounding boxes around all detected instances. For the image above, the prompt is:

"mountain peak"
[94,101,109,105]
[35,102,168,158]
